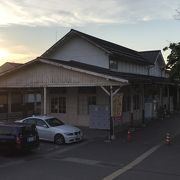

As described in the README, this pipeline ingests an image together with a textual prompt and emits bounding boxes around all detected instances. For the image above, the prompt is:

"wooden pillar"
[130,86,134,127]
[177,86,179,109]
[110,86,115,140]
[159,86,163,107]
[101,85,122,140]
[34,93,37,115]
[167,85,170,112]
[142,84,145,124]
[8,92,11,113]
[43,87,47,115]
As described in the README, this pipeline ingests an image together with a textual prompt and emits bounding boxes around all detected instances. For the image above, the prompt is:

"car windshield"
[45,118,64,127]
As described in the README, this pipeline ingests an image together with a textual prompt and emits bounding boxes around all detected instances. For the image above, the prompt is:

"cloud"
[0,0,179,27]
[0,41,37,65]
[0,36,5,43]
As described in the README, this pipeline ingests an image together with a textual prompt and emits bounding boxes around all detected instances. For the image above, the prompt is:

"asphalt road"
[115,136,180,180]
[0,137,180,180]
[0,113,180,180]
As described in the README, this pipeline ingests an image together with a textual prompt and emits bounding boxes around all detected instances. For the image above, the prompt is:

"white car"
[19,115,83,145]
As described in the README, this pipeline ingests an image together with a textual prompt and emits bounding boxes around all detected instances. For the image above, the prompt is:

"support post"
[43,87,47,115]
[177,86,179,109]
[101,85,122,140]
[142,85,145,124]
[7,92,12,121]
[130,87,134,127]
[167,85,170,112]
[160,86,163,107]
[109,86,115,140]
[8,92,11,114]
[34,93,37,115]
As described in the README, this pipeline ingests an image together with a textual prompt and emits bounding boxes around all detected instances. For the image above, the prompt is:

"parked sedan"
[18,116,83,145]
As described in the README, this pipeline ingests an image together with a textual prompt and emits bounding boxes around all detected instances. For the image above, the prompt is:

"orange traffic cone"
[165,133,171,145]
[127,129,132,142]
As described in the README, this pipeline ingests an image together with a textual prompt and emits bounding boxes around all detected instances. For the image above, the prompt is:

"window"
[78,95,96,115]
[24,93,41,103]
[45,118,64,127]
[36,119,47,127]
[109,59,118,70]
[51,96,66,113]
[133,94,140,110]
[123,96,131,112]
[24,118,36,125]
[23,93,41,115]
[58,97,66,113]
[88,96,96,106]
[11,93,23,112]
[78,96,88,115]
[0,94,7,113]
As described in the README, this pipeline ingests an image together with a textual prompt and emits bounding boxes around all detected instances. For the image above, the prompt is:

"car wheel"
[54,134,65,145]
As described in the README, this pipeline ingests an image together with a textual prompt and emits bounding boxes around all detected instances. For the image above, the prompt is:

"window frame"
[50,95,66,114]
[123,95,131,112]
[109,59,118,70]
[133,94,140,110]
[78,95,96,115]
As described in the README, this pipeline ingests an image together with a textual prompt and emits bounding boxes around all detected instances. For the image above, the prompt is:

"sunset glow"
[0,48,37,66]
[0,49,8,59]
[0,0,179,66]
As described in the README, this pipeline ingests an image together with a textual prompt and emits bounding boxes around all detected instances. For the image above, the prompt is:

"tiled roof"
[140,50,160,64]
[42,29,154,65]
[72,29,151,64]
[41,57,169,84]
[140,50,166,67]
[0,62,23,74]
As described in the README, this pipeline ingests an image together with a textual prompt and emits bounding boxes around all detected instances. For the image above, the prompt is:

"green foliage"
[163,42,180,80]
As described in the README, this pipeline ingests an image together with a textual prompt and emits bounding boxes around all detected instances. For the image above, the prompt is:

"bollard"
[165,133,171,145]
[127,129,132,142]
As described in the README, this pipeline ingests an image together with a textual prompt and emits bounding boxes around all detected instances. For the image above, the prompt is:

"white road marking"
[61,157,121,168]
[62,157,100,165]
[102,143,162,180]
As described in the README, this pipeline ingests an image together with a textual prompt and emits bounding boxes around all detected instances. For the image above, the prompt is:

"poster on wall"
[89,105,110,129]
[113,93,123,126]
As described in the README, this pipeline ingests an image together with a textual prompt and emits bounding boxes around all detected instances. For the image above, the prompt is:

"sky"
[0,0,180,66]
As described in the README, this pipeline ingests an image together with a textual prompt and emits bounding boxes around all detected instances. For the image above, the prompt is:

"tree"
[163,42,180,80]
[175,9,180,20]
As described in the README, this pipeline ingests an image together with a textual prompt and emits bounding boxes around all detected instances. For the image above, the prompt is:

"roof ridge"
[70,29,151,64]
[42,29,154,65]
[70,29,140,54]
[140,50,161,53]
[40,57,167,83]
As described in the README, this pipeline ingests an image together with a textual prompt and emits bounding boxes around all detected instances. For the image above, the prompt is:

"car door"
[35,119,53,141]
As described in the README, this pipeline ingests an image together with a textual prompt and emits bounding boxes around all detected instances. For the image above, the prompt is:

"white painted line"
[102,143,162,180]
[62,157,100,165]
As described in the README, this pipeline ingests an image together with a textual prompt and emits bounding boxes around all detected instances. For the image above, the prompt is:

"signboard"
[112,93,123,126]
[89,105,110,129]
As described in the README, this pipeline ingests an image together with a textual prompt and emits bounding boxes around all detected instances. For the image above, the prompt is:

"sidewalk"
[80,127,109,141]
[72,112,180,171]
[130,112,180,145]
[46,112,180,180]
[80,112,180,143]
